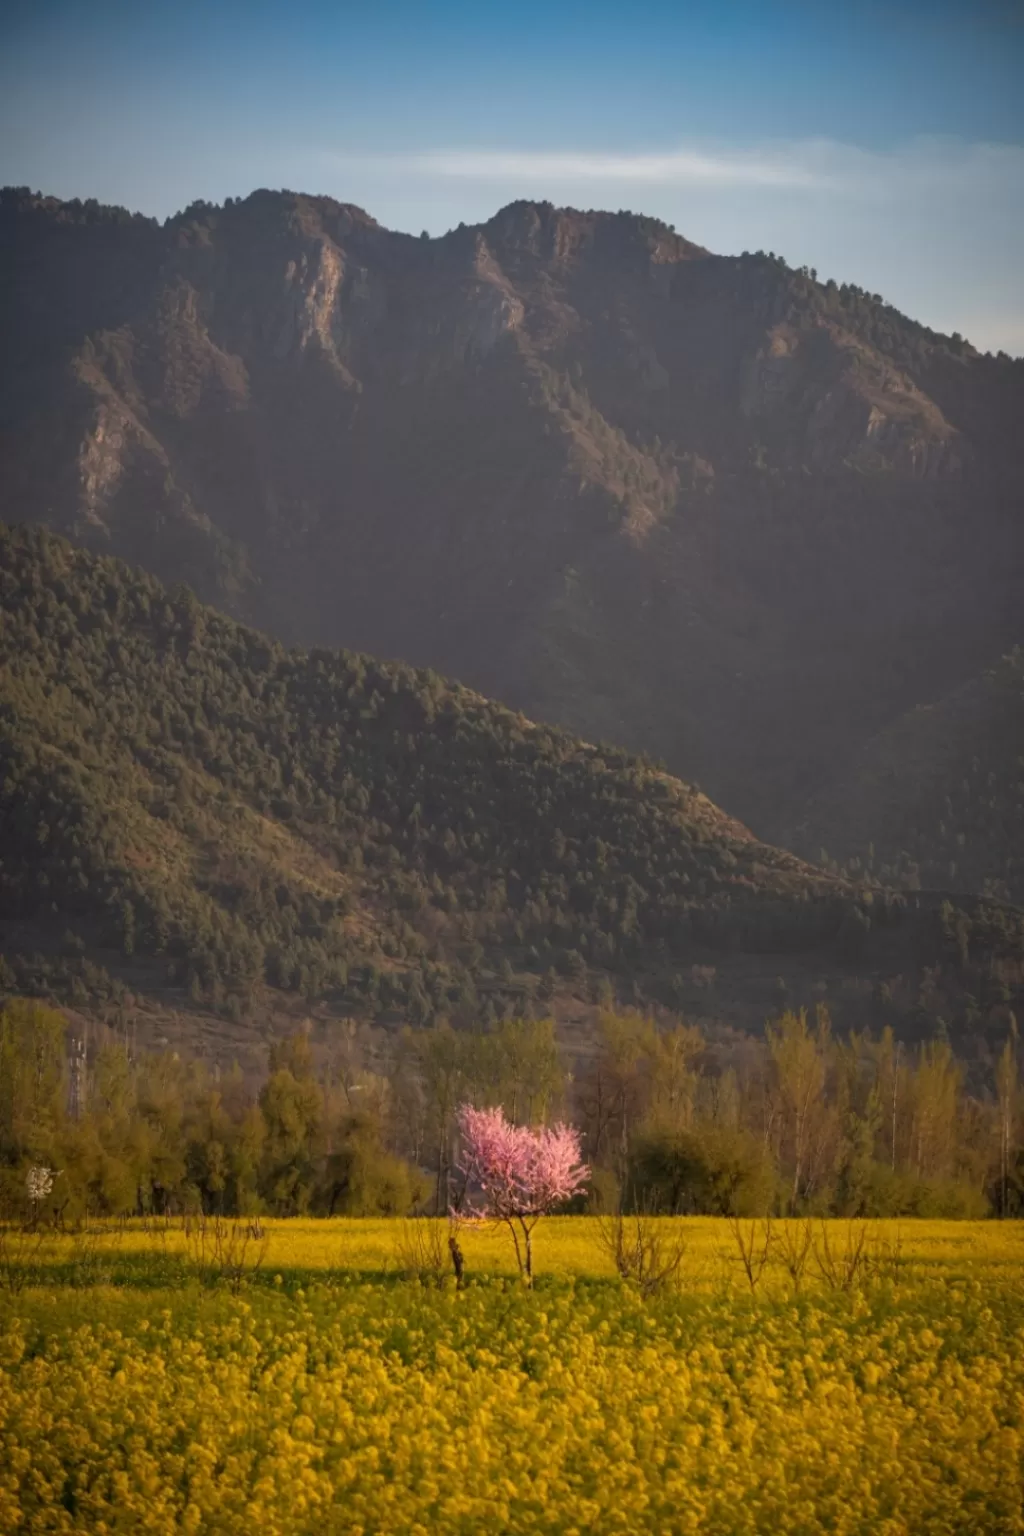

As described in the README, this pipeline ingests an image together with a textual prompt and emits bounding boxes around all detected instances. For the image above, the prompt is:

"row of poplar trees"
[0,997,1020,1221]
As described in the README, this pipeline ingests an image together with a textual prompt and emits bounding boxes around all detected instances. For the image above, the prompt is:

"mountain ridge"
[2,183,1022,867]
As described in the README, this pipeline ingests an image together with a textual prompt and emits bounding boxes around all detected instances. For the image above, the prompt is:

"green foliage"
[0,992,1018,1222]
[0,522,854,1020]
[578,1006,1019,1221]
[0,996,428,1220]
[319,1114,424,1216]
[258,1062,323,1215]
[629,1126,775,1216]
[0,1000,68,1178]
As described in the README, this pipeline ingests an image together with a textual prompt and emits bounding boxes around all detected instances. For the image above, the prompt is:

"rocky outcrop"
[0,187,1020,841]
[740,322,964,476]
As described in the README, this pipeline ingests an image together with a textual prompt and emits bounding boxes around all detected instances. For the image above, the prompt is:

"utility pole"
[69,1035,87,1120]
[891,1040,901,1172]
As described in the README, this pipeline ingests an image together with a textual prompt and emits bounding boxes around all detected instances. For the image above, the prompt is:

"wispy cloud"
[320,136,1024,354]
[327,136,1024,202]
[408,147,822,189]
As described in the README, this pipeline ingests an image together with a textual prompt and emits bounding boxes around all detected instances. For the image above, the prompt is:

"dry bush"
[65,1224,112,1287]
[0,1224,47,1295]
[775,1218,815,1295]
[597,1210,688,1298]
[135,1212,176,1248]
[396,1216,466,1288]
[726,1214,775,1293]
[811,1220,872,1292]
[395,1216,448,1286]
[863,1226,906,1284]
[184,1213,269,1293]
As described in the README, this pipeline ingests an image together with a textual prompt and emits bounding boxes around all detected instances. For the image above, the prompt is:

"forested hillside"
[790,650,1024,904]
[1,524,1022,1058]
[2,186,1021,870]
[0,521,830,1022]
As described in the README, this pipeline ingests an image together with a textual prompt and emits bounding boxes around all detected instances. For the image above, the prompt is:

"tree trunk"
[507,1219,525,1281]
[448,1233,465,1289]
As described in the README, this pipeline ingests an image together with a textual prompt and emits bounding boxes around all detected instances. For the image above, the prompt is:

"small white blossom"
[26,1165,55,1204]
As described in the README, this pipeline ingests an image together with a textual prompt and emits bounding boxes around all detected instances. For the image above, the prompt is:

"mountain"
[1,524,1021,1059]
[3,185,1022,867]
[0,520,830,1015]
[788,649,1024,904]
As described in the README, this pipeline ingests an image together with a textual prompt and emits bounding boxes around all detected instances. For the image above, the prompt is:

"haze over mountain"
[4,520,1021,1062]
[2,185,1022,892]
[788,648,1024,904]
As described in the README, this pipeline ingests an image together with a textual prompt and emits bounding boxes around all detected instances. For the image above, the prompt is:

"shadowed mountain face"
[2,186,1022,847]
[4,521,1022,1057]
[787,649,1024,905]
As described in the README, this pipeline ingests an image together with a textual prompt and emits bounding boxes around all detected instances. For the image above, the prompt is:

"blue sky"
[2,0,1022,352]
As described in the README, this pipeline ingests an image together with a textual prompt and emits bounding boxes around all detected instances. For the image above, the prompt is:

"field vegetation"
[0,1216,1022,1533]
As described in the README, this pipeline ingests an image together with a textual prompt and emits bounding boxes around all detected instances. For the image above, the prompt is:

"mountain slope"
[0,523,835,1014]
[788,650,1024,903]
[3,524,1021,1056]
[3,186,1022,852]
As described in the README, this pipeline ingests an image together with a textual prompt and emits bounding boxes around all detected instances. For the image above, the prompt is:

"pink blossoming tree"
[454,1104,589,1283]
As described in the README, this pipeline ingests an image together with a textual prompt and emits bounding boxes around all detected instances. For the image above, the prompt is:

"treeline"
[583,1006,1020,1221]
[732,247,984,368]
[2,998,1020,1224]
[0,185,159,229]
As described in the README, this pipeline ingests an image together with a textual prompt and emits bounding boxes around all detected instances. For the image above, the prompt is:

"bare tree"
[184,1213,269,1293]
[811,1220,870,1291]
[597,1208,688,1298]
[0,1223,46,1294]
[395,1216,452,1288]
[726,1214,774,1293]
[775,1218,815,1295]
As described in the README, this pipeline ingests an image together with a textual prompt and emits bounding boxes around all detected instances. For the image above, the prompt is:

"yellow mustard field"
[0,1219,1022,1534]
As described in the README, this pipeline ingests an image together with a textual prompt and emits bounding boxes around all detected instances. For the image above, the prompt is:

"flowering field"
[0,1220,1022,1533]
